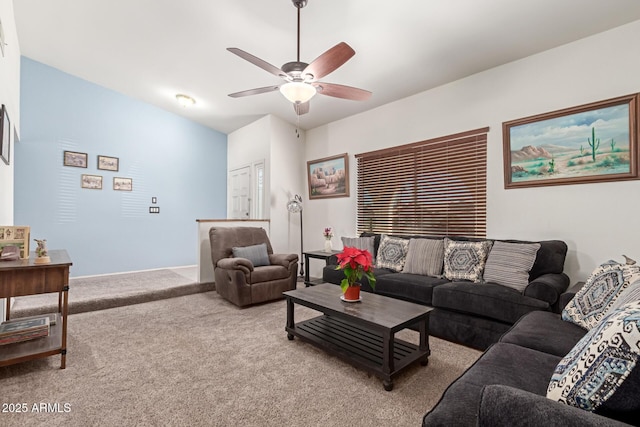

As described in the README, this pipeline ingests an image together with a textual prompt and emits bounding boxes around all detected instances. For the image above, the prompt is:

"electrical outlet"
[149,207,160,213]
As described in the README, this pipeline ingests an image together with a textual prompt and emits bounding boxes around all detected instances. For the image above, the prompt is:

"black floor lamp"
[287,194,304,277]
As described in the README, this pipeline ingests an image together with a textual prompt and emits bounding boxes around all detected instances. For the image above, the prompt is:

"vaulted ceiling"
[13,0,640,134]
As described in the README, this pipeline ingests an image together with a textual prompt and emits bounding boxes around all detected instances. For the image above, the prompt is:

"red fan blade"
[294,102,310,115]
[227,48,288,79]
[314,82,372,101]
[228,86,281,98]
[302,42,355,80]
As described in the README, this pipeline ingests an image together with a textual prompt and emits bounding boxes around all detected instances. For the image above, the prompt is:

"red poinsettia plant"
[335,246,376,293]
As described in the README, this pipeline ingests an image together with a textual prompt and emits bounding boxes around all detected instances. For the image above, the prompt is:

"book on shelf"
[0,316,50,337]
[0,316,50,344]
[2,313,57,327]
[0,328,49,345]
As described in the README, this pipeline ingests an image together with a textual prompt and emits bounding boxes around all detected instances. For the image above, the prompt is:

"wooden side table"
[303,249,341,287]
[0,249,72,369]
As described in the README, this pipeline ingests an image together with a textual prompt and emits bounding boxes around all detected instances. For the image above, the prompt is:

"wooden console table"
[0,249,72,369]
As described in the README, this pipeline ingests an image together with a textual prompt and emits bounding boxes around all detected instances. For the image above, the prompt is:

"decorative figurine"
[34,238,51,264]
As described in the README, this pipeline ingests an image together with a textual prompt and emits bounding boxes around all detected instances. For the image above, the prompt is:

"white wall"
[268,115,304,257]
[0,0,20,224]
[227,114,305,256]
[0,0,21,321]
[304,20,640,282]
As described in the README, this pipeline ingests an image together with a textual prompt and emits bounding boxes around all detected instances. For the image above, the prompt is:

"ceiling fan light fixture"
[175,93,196,107]
[279,82,317,104]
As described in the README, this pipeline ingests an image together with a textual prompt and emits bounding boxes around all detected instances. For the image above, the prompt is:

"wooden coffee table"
[284,283,432,391]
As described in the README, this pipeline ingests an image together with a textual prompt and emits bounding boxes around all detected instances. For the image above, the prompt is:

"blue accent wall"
[16,57,227,277]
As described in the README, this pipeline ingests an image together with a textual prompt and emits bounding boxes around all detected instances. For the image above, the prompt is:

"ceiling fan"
[227,0,372,116]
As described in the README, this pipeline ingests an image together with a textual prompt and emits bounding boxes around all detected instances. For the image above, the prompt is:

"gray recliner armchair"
[209,227,299,307]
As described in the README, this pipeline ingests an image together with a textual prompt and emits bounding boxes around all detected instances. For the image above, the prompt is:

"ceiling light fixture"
[279,81,317,104]
[175,94,196,107]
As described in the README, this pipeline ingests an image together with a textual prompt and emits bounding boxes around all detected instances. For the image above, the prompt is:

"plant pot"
[343,284,361,302]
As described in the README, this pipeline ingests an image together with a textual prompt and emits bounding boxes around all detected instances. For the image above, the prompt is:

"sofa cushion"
[375,235,409,272]
[375,273,448,305]
[443,238,492,283]
[232,243,270,267]
[340,236,375,259]
[547,301,640,424]
[432,281,550,324]
[526,240,568,280]
[402,238,444,277]
[483,241,540,292]
[249,265,290,283]
[499,311,586,357]
[423,342,561,427]
[562,261,640,330]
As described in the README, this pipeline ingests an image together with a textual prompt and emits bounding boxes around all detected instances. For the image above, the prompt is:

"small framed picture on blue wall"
[97,155,119,171]
[64,150,88,168]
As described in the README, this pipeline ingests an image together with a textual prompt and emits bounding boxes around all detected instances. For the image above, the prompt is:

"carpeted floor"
[1,276,481,427]
[10,267,211,317]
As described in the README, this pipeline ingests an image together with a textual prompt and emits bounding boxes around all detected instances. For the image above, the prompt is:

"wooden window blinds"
[355,127,489,238]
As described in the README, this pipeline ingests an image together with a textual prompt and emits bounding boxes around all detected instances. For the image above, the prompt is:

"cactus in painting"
[548,156,555,173]
[588,127,600,162]
[611,138,616,152]
[580,145,584,156]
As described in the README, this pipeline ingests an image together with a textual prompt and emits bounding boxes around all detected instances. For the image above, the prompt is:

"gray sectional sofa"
[422,283,639,426]
[322,233,570,350]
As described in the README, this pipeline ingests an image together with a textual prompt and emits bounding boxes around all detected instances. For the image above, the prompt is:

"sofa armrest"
[524,273,570,308]
[478,384,631,427]
[269,253,298,268]
[217,257,253,274]
[559,281,586,311]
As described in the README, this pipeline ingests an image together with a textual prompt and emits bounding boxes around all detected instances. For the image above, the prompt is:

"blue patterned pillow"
[547,301,640,420]
[443,238,493,283]
[375,235,409,272]
[563,261,640,330]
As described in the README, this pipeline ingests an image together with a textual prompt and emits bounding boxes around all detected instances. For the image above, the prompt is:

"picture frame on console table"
[0,226,30,259]
[503,94,639,189]
[307,153,350,200]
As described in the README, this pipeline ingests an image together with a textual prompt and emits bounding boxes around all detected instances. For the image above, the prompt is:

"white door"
[229,166,251,219]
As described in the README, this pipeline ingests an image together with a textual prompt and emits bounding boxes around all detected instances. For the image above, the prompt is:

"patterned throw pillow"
[483,241,541,292]
[232,243,270,267]
[341,236,375,259]
[375,235,409,272]
[402,238,444,277]
[443,238,492,283]
[562,261,640,330]
[547,301,640,417]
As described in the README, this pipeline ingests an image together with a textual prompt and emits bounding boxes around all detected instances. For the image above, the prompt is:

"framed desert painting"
[307,153,349,200]
[503,94,638,189]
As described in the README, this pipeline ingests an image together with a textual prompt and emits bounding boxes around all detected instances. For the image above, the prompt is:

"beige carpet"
[0,289,481,427]
[10,267,211,317]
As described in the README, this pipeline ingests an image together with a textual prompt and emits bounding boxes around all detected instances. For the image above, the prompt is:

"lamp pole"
[287,194,304,277]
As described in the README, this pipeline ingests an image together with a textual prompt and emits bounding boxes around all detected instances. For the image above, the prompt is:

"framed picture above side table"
[63,151,88,168]
[307,153,349,199]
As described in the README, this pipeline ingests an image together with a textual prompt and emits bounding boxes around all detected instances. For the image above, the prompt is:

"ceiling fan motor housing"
[282,61,311,80]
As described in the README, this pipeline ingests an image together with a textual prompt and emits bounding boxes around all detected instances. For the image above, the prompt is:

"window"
[356,127,488,237]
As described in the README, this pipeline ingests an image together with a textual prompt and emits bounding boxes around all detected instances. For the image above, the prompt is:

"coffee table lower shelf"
[286,314,428,391]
